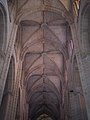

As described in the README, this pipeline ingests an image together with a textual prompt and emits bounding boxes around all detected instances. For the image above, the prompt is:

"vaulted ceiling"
[15,0,72,120]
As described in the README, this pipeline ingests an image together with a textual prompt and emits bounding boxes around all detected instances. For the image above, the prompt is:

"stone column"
[70,23,90,119]
[9,60,22,120]
[0,24,18,105]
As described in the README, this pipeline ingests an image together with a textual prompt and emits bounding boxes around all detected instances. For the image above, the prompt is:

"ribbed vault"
[17,0,71,120]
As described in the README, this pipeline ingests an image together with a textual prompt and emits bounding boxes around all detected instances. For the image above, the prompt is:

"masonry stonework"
[0,0,89,120]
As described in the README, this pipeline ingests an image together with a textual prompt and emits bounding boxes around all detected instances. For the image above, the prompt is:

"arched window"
[0,4,7,51]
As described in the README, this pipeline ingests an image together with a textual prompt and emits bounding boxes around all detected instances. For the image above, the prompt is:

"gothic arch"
[81,3,90,54]
[0,3,7,52]
[0,56,15,120]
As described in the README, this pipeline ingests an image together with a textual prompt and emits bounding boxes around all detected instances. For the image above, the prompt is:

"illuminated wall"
[60,0,71,10]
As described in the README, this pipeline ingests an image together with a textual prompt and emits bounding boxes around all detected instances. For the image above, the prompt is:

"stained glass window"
[73,0,80,15]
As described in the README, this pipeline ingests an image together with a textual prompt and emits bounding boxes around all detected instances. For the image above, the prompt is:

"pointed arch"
[0,3,7,52]
[81,3,90,54]
[0,56,15,120]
